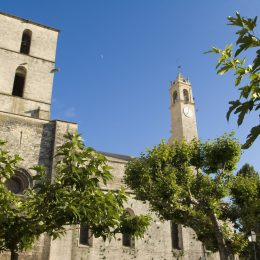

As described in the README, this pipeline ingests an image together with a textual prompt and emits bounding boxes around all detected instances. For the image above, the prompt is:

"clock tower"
[168,73,198,143]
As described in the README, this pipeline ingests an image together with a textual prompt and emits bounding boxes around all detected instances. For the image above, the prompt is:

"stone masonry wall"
[0,112,77,260]
[0,111,55,173]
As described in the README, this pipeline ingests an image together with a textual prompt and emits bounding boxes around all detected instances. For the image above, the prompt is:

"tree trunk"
[209,213,231,260]
[10,250,18,260]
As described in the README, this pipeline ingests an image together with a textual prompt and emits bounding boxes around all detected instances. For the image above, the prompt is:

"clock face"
[183,107,193,118]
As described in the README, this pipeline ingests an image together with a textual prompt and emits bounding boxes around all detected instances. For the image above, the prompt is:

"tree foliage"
[230,164,260,259]
[208,12,260,149]
[124,134,259,260]
[0,133,150,260]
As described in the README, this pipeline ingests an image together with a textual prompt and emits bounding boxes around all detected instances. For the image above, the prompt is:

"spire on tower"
[177,64,183,80]
[176,72,184,82]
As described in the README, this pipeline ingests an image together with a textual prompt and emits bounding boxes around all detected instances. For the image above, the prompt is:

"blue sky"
[1,1,260,172]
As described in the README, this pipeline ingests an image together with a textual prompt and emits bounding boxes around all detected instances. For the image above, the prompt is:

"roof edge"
[99,151,133,161]
[0,11,60,32]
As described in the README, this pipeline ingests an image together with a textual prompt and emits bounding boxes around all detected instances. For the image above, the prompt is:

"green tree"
[230,164,260,259]
[0,133,150,260]
[124,134,251,260]
[208,12,260,149]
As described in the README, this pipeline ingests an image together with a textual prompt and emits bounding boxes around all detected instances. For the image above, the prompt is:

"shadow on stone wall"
[38,122,55,179]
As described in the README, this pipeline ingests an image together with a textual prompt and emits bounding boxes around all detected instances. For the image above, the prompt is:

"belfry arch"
[12,66,27,97]
[20,29,32,55]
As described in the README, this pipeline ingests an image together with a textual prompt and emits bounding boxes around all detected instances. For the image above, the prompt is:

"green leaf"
[235,75,242,86]
[217,62,234,75]
[242,125,260,149]
[226,100,241,121]
[204,47,222,54]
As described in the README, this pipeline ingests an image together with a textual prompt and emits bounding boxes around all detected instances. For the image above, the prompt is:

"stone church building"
[0,12,219,260]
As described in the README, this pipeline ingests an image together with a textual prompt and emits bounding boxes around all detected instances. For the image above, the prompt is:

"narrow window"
[122,208,135,248]
[171,222,181,250]
[20,29,32,55]
[183,89,189,104]
[123,232,133,247]
[79,225,93,246]
[12,67,26,97]
[172,91,178,104]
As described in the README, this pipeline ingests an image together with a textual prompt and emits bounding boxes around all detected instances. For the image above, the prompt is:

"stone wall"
[0,112,55,173]
[0,112,78,260]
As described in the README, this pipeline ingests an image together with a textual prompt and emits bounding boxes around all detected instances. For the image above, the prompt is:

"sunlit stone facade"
[0,12,219,260]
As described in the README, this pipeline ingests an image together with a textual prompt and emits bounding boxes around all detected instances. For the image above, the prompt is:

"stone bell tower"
[168,74,206,260]
[168,73,198,143]
[0,12,78,192]
[0,12,59,120]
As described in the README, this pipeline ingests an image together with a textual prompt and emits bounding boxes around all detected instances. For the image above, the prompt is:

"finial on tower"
[176,65,184,81]
[175,58,185,82]
[177,65,182,73]
[176,72,184,82]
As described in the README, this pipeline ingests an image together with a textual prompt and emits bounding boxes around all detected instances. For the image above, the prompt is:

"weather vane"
[176,58,182,74]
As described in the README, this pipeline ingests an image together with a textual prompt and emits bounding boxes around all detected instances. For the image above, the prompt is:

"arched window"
[171,222,181,250]
[122,208,135,248]
[183,89,189,104]
[79,225,93,246]
[5,168,32,195]
[20,29,32,55]
[12,66,26,97]
[172,91,178,104]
